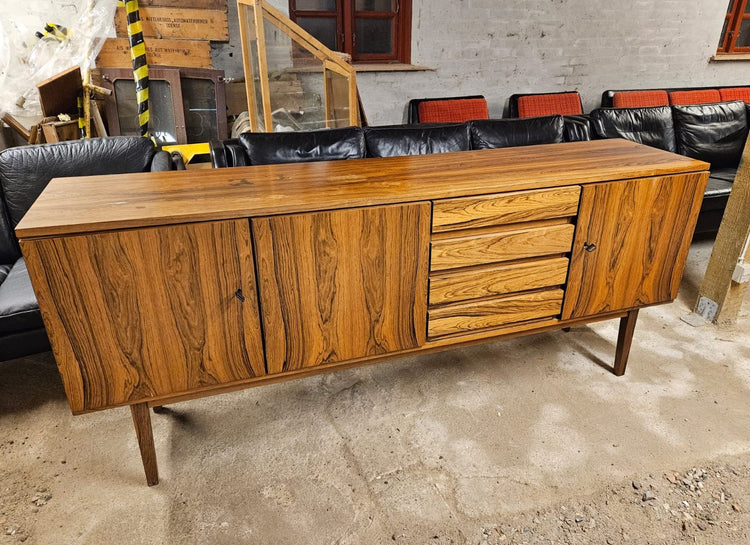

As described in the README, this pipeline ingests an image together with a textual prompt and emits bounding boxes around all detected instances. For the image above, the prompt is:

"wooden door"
[563,173,708,319]
[21,220,266,413]
[253,203,431,373]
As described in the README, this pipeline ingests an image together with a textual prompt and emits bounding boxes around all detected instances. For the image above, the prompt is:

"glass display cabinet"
[237,0,361,132]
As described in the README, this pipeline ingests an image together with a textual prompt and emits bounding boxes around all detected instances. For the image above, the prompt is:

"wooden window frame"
[289,0,411,64]
[718,0,750,54]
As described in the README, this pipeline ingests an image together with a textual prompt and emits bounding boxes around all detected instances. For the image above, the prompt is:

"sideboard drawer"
[432,186,581,233]
[429,257,569,305]
[428,288,564,338]
[430,223,575,272]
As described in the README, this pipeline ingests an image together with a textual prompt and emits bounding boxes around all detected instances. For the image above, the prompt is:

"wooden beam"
[695,135,750,324]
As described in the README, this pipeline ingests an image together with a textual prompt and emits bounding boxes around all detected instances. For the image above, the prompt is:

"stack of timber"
[97,0,228,69]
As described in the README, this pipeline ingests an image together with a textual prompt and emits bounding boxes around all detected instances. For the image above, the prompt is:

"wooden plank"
[429,257,569,306]
[430,223,575,272]
[428,289,564,338]
[694,135,750,324]
[114,7,229,41]
[20,220,265,413]
[15,140,709,238]
[253,203,431,373]
[139,0,225,8]
[97,38,212,69]
[563,173,708,320]
[433,186,581,233]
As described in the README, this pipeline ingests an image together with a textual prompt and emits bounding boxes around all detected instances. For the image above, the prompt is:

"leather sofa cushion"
[709,167,737,182]
[238,127,365,165]
[0,263,10,285]
[0,258,43,335]
[589,106,676,152]
[704,177,733,197]
[673,101,748,167]
[469,116,565,150]
[0,136,156,229]
[364,124,470,157]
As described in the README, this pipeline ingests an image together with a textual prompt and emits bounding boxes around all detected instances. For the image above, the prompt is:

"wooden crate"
[139,0,225,8]
[97,38,212,69]
[114,7,228,41]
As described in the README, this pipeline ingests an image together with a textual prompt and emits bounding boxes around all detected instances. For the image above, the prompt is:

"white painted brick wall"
[213,0,750,126]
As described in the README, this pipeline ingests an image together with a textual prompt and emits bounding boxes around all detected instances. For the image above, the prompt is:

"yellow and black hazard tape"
[120,0,150,137]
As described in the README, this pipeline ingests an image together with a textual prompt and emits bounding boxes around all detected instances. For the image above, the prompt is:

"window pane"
[297,16,338,50]
[182,78,218,143]
[737,18,750,46]
[114,79,177,144]
[296,0,336,10]
[355,18,393,54]
[720,17,729,47]
[355,0,393,12]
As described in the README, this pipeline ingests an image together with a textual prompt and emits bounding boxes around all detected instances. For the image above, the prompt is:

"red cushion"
[612,90,669,108]
[517,92,582,117]
[418,98,489,123]
[668,89,721,105]
[719,87,750,103]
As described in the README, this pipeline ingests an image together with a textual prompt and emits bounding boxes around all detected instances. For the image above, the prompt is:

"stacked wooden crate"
[97,0,228,69]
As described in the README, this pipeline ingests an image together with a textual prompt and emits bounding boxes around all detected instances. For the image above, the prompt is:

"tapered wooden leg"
[562,327,571,332]
[130,402,159,486]
[613,309,639,377]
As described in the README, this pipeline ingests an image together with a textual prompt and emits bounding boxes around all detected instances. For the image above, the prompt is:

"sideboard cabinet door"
[563,173,708,319]
[252,203,431,373]
[21,220,266,413]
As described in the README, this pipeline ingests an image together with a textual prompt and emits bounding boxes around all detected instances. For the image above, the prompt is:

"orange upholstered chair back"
[668,89,721,105]
[612,90,670,108]
[719,87,750,103]
[516,92,583,117]
[416,97,489,123]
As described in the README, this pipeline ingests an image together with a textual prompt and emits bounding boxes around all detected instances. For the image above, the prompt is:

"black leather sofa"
[0,137,175,362]
[210,114,575,167]
[588,100,748,235]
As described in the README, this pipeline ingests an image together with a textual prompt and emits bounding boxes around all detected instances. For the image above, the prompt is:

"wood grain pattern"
[432,186,581,232]
[428,289,564,338]
[429,257,569,305]
[253,204,430,373]
[430,223,575,272]
[21,220,265,413]
[562,173,709,319]
[15,140,709,238]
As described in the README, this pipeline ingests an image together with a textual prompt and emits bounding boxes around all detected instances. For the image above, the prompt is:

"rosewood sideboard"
[15,139,709,485]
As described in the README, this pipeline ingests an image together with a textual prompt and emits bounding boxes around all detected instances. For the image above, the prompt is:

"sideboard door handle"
[235,289,246,302]
[583,242,597,253]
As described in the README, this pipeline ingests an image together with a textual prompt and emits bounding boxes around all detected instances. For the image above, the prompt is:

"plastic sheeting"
[0,0,118,117]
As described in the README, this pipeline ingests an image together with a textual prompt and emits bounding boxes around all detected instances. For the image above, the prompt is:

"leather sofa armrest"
[210,140,229,168]
[563,115,591,142]
[150,150,174,172]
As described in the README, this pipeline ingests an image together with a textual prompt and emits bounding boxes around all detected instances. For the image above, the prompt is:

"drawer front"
[430,223,575,272]
[429,257,569,306]
[428,288,564,338]
[432,186,581,232]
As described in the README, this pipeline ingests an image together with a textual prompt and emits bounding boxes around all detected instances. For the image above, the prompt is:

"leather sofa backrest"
[364,124,470,157]
[0,136,157,262]
[468,116,565,150]
[672,100,748,167]
[589,106,676,153]
[238,127,365,165]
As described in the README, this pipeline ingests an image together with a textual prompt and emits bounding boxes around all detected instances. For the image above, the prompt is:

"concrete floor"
[1,239,750,544]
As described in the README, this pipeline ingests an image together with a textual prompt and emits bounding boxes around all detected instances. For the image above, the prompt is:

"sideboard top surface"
[16,139,709,238]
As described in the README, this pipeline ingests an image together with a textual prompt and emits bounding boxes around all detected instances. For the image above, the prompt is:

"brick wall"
[213,0,748,126]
